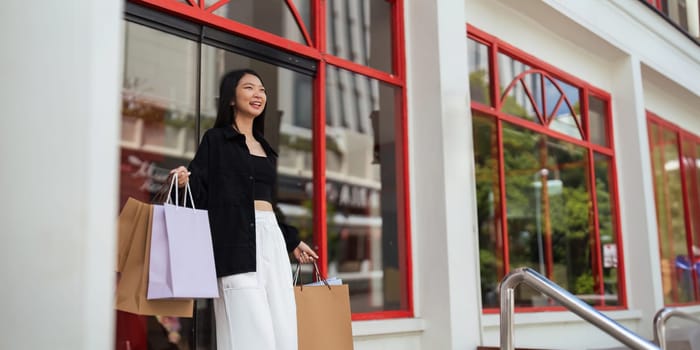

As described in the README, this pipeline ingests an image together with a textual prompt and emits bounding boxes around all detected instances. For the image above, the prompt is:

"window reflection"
[211,0,312,45]
[118,21,198,350]
[649,123,696,304]
[594,153,620,306]
[503,122,594,306]
[545,78,581,140]
[326,0,394,73]
[472,114,503,308]
[325,65,407,313]
[588,96,608,147]
[468,39,491,106]
[498,53,541,123]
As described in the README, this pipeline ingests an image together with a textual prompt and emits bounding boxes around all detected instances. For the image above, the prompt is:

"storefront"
[111,0,700,348]
[116,1,411,348]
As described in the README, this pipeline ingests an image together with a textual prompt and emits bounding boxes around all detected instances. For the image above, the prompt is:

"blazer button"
[249,175,254,181]
[250,222,254,227]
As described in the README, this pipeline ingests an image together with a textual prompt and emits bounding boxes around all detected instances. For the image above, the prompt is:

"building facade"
[3,0,700,349]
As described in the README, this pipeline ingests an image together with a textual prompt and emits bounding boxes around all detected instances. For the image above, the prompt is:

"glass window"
[588,95,609,147]
[468,39,491,106]
[498,53,542,124]
[594,153,620,306]
[470,32,621,310]
[681,138,700,298]
[325,65,408,313]
[649,122,695,304]
[118,21,199,350]
[546,78,581,140]
[211,0,313,45]
[326,0,394,73]
[472,114,503,308]
[502,122,594,305]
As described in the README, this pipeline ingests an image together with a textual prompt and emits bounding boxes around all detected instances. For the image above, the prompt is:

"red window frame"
[128,0,413,320]
[647,111,700,305]
[467,24,627,313]
[646,0,663,11]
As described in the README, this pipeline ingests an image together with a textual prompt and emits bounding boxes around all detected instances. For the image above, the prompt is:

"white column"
[406,0,482,348]
[0,1,123,349]
[611,56,664,338]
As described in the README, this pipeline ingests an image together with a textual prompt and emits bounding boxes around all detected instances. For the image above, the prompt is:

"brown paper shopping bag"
[115,197,194,317]
[294,263,354,350]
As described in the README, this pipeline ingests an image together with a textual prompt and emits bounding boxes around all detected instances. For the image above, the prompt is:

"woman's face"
[233,73,267,118]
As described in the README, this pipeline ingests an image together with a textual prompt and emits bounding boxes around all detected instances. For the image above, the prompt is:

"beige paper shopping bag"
[294,263,353,350]
[115,197,194,317]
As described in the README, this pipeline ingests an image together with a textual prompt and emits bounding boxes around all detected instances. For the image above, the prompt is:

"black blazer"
[187,126,300,277]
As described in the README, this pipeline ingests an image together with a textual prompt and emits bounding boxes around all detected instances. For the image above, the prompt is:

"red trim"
[313,0,323,51]
[483,303,626,314]
[204,0,228,13]
[491,42,501,111]
[540,74,547,125]
[472,104,593,149]
[285,0,314,47]
[496,118,510,273]
[587,148,604,306]
[469,24,609,103]
[649,114,681,302]
[544,76,584,137]
[313,62,327,280]
[648,111,700,303]
[393,0,414,317]
[352,310,413,321]
[469,24,626,310]
[325,54,404,86]
[131,0,323,60]
[607,94,626,307]
[678,137,700,301]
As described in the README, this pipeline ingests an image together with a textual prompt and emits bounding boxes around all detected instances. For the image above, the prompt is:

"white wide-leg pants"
[213,210,297,350]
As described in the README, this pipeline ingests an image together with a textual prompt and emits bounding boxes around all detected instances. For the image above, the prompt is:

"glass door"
[118,5,316,348]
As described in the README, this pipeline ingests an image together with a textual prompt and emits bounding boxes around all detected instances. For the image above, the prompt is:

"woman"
[170,69,318,350]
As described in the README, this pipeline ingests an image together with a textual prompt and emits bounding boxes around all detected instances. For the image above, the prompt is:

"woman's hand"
[293,241,319,264]
[170,166,190,188]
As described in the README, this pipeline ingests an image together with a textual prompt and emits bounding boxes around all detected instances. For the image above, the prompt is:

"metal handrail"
[653,307,700,350]
[499,267,659,350]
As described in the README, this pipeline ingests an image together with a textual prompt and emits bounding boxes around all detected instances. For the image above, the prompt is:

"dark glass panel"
[546,77,582,140]
[588,95,609,147]
[498,53,542,123]
[468,39,491,106]
[502,122,594,305]
[324,65,408,313]
[594,153,620,306]
[472,114,503,308]
[118,21,199,350]
[211,0,312,45]
[649,124,694,304]
[326,0,393,72]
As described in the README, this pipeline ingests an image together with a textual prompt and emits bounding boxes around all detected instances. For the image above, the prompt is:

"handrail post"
[499,267,659,350]
[653,307,700,350]
[499,269,524,350]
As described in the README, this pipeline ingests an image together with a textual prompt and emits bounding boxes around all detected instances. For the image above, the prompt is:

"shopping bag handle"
[293,261,331,290]
[164,173,197,209]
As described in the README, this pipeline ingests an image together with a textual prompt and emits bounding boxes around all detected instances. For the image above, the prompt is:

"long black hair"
[213,69,266,134]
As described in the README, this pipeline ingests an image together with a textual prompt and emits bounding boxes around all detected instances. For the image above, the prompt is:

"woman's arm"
[170,131,210,209]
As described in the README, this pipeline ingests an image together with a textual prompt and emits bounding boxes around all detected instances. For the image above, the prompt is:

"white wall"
[643,65,700,135]
[0,1,122,349]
